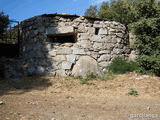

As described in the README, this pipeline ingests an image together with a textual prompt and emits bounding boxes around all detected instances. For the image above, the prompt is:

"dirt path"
[0,73,160,120]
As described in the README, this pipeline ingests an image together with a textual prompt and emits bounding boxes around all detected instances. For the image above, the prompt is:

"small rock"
[0,101,4,105]
[51,118,56,120]
[147,107,151,110]
[28,101,37,105]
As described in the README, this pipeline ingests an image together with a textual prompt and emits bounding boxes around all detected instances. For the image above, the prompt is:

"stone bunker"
[1,14,130,79]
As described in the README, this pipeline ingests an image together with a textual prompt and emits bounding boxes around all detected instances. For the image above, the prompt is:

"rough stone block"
[48,50,57,56]
[98,54,111,62]
[45,44,52,51]
[103,43,115,50]
[53,55,66,62]
[116,33,124,38]
[112,48,123,55]
[99,28,108,35]
[78,24,86,33]
[79,33,89,40]
[92,35,102,42]
[62,61,73,70]
[29,30,38,38]
[109,28,116,33]
[93,24,102,28]
[91,52,98,59]
[93,43,103,50]
[86,27,95,34]
[99,62,110,68]
[57,47,72,54]
[56,69,66,76]
[46,27,57,34]
[66,55,77,63]
[79,40,91,48]
[99,50,110,54]
[72,47,86,55]
[46,26,74,34]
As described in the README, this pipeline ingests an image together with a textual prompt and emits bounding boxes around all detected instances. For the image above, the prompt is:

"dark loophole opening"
[95,28,99,35]
[48,33,76,44]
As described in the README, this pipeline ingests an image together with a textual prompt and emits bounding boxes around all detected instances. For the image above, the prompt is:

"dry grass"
[1,73,160,99]
[40,73,160,100]
[1,73,160,120]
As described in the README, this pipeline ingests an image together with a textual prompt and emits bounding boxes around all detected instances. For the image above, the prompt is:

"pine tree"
[84,5,98,17]
[0,12,10,38]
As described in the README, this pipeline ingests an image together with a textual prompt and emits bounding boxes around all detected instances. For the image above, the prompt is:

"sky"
[0,0,110,22]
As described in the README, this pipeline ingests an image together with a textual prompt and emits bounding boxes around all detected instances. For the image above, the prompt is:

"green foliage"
[99,0,138,25]
[129,14,160,76]
[85,0,160,25]
[107,57,140,74]
[0,27,19,44]
[127,88,138,96]
[0,12,10,37]
[74,71,97,84]
[135,0,160,19]
[0,11,18,44]
[84,5,98,17]
[129,0,160,76]
[98,2,109,19]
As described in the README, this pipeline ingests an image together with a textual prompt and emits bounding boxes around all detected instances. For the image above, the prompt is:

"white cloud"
[92,0,109,5]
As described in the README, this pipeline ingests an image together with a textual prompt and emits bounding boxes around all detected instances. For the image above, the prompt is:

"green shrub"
[127,88,138,96]
[130,18,160,76]
[107,57,139,74]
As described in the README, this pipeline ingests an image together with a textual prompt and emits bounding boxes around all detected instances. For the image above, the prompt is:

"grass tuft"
[127,88,139,96]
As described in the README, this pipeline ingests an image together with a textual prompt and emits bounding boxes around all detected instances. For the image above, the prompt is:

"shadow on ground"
[0,76,53,96]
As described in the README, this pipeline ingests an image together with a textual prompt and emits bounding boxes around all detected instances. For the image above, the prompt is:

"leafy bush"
[107,57,139,74]
[130,18,160,76]
[127,88,138,96]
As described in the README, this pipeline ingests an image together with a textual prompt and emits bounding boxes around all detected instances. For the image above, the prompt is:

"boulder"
[72,56,103,77]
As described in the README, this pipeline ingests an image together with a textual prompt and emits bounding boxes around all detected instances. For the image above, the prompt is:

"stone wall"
[1,14,131,79]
